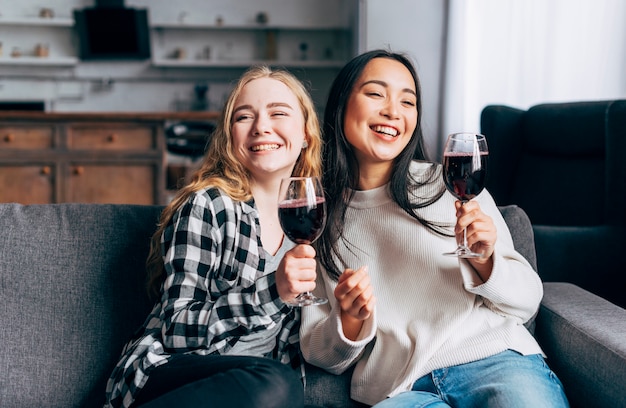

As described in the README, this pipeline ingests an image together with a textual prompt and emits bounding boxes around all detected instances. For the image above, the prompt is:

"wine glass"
[278,176,328,306]
[442,132,489,258]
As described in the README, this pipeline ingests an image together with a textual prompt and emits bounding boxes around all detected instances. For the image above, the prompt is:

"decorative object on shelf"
[11,47,21,57]
[0,42,3,57]
[299,42,309,61]
[215,15,223,26]
[35,43,50,58]
[172,47,187,59]
[265,30,277,60]
[200,46,211,60]
[39,8,54,19]
[192,83,209,111]
[256,11,268,25]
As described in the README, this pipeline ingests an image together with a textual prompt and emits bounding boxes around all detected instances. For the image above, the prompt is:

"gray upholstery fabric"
[498,205,537,271]
[0,204,162,408]
[535,283,626,408]
[533,224,625,304]
[0,203,624,408]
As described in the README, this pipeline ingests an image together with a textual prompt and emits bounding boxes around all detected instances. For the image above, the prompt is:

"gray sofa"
[0,203,624,408]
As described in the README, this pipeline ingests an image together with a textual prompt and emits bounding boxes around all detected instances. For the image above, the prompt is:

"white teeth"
[371,125,399,137]
[250,144,280,152]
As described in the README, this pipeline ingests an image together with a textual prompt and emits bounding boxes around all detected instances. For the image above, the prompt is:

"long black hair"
[318,49,450,281]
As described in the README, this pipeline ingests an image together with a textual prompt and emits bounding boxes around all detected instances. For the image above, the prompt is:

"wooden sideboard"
[0,112,219,205]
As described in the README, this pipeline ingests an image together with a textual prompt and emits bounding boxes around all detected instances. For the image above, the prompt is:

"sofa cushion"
[524,102,607,156]
[0,203,163,408]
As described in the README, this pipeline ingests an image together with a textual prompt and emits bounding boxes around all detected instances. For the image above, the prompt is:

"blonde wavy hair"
[146,65,323,298]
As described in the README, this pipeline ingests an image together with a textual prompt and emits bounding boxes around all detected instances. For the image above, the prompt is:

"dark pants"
[133,354,304,408]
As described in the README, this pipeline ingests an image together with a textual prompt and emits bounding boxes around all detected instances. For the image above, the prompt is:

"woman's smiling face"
[231,77,306,182]
[343,57,418,170]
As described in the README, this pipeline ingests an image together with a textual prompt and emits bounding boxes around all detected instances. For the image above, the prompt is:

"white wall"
[359,0,446,159]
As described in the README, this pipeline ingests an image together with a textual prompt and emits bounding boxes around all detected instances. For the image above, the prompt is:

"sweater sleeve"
[459,191,543,324]
[300,271,377,375]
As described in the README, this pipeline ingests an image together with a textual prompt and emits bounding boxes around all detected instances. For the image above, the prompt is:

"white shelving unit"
[0,15,353,70]
[0,16,77,67]
[149,22,352,70]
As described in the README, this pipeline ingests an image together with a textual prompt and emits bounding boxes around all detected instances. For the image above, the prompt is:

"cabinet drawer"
[0,164,55,204]
[68,125,157,150]
[66,163,157,204]
[0,126,54,149]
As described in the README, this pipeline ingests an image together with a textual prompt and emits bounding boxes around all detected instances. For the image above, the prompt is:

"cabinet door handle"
[107,133,117,143]
[40,166,51,175]
[3,133,14,143]
[73,166,84,175]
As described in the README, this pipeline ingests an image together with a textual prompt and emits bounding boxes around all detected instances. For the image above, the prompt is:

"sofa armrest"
[534,282,626,408]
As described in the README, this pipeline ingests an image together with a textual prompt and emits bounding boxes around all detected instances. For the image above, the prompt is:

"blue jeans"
[372,350,569,408]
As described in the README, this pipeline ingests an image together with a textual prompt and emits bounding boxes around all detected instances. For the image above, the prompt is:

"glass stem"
[460,200,469,248]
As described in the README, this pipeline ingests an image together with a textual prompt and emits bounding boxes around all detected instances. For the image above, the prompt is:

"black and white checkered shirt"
[105,187,301,408]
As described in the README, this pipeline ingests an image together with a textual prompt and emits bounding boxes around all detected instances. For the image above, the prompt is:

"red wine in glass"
[278,177,328,306]
[443,152,488,201]
[442,133,489,258]
[278,197,326,244]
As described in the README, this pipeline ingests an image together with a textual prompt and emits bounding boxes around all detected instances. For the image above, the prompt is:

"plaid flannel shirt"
[104,187,301,408]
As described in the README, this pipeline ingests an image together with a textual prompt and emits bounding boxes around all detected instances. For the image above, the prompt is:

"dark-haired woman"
[300,50,569,408]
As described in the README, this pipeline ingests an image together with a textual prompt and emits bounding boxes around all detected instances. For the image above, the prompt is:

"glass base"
[286,292,328,307]
[443,245,483,259]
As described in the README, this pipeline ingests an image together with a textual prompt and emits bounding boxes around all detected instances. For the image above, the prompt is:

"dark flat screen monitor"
[74,8,151,60]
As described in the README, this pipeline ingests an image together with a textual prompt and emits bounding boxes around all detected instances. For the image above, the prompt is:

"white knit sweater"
[301,161,544,406]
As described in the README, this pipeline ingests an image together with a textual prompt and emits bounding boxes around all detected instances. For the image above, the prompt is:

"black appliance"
[74,0,150,60]
[166,122,216,158]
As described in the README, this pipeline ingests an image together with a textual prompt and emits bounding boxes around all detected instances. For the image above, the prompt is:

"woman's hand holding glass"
[453,199,497,280]
[442,132,489,258]
[278,176,327,306]
[275,244,318,305]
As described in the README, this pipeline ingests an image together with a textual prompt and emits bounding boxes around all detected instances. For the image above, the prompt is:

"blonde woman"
[105,66,322,408]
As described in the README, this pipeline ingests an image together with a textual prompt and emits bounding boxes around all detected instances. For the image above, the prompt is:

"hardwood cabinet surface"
[0,112,219,205]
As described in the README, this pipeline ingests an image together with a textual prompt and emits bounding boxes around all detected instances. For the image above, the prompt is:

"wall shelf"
[150,23,352,69]
[0,57,78,66]
[151,58,346,68]
[0,17,74,27]
[0,16,76,67]
[150,23,348,31]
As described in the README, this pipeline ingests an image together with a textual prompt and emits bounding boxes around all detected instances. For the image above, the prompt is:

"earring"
[302,140,308,149]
